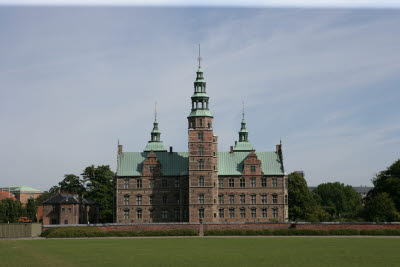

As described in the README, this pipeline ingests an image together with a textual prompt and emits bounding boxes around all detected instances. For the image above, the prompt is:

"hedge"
[42,227,198,238]
[203,229,400,236]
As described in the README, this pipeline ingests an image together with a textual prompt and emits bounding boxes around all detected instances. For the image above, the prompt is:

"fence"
[0,223,42,238]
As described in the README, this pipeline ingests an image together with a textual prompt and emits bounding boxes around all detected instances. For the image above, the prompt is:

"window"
[174,178,180,188]
[273,208,278,218]
[199,119,203,127]
[149,179,154,188]
[208,122,211,128]
[199,208,204,218]
[149,209,154,218]
[240,208,246,218]
[272,194,278,204]
[251,194,256,204]
[251,208,256,218]
[262,208,267,218]
[218,194,224,204]
[262,194,267,204]
[137,179,142,188]
[124,209,129,219]
[272,177,278,187]
[62,208,65,212]
[198,159,204,170]
[149,195,154,205]
[219,208,224,218]
[240,194,246,204]
[136,195,142,205]
[198,194,204,204]
[240,178,245,188]
[261,177,267,187]
[285,195,288,204]
[176,194,180,204]
[64,220,68,224]
[198,132,204,141]
[229,178,235,188]
[162,195,167,204]
[229,208,235,218]
[198,146,204,156]
[137,209,142,219]
[149,166,155,174]
[123,178,129,189]
[250,177,256,187]
[124,195,129,205]
[218,178,224,188]
[68,208,71,212]
[175,208,180,219]
[198,176,204,187]
[162,209,168,219]
[162,179,168,188]
[250,165,256,173]
[229,194,235,204]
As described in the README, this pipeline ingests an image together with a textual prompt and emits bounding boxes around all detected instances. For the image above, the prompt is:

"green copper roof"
[191,92,209,98]
[188,109,213,118]
[7,186,41,192]
[233,141,254,151]
[144,142,167,152]
[118,152,188,176]
[117,151,284,176]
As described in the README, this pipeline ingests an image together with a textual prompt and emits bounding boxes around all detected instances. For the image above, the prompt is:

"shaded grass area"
[1,237,400,267]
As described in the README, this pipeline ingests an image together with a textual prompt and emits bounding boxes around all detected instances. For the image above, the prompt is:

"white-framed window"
[198,131,204,141]
[272,177,278,188]
[137,179,142,188]
[124,209,129,219]
[229,194,235,204]
[240,208,246,218]
[136,209,142,219]
[218,177,224,188]
[272,194,278,204]
[250,177,256,187]
[198,146,204,156]
[250,166,256,173]
[199,208,204,218]
[262,194,267,204]
[273,208,278,218]
[218,194,224,204]
[229,208,235,218]
[261,177,267,187]
[123,178,129,189]
[251,194,256,204]
[240,178,245,188]
[219,208,224,218]
[262,208,267,218]
[124,195,129,205]
[240,194,246,204]
[229,178,234,187]
[251,208,256,218]
[136,195,142,205]
[198,160,204,170]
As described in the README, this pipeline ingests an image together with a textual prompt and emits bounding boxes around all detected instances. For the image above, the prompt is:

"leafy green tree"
[364,192,399,222]
[368,159,400,211]
[312,182,363,219]
[0,198,26,223]
[288,172,329,222]
[58,174,85,194]
[26,198,38,222]
[81,165,114,223]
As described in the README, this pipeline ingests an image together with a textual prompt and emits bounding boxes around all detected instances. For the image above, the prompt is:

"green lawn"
[1,237,399,267]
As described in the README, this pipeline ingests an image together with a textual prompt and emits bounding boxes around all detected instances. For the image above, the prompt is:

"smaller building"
[0,188,17,201]
[0,186,41,204]
[42,191,99,225]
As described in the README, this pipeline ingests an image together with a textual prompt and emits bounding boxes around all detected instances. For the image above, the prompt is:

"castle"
[115,53,288,223]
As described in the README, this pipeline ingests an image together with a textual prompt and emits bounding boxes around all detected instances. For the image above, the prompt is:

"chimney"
[169,146,173,153]
[118,144,123,155]
[230,146,234,153]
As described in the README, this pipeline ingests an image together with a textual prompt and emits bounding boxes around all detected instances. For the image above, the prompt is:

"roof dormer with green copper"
[188,45,213,118]
[144,104,167,152]
[233,104,255,152]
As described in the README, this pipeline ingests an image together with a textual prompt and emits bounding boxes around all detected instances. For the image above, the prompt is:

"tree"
[81,165,114,223]
[368,159,400,211]
[0,198,25,223]
[364,192,399,222]
[312,182,363,219]
[58,174,85,194]
[288,172,329,222]
[26,198,38,222]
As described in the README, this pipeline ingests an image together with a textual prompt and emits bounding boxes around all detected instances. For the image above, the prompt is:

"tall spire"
[144,103,167,152]
[188,44,213,118]
[233,102,255,152]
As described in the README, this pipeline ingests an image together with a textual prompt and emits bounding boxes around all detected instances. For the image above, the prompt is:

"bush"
[360,229,400,236]
[327,229,360,235]
[44,227,198,238]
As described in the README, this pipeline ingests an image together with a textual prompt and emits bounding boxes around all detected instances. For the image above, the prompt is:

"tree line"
[289,159,400,222]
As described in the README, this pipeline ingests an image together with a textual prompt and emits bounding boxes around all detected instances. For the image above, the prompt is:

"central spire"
[233,102,255,152]
[188,44,213,118]
[144,102,167,152]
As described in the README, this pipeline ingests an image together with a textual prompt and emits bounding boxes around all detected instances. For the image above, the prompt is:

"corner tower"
[187,45,218,222]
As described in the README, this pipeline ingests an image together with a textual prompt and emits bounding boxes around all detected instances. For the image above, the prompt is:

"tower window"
[124,195,129,205]
[198,132,204,141]
[137,179,142,188]
[198,176,204,187]
[199,119,203,127]
[198,146,204,156]
[199,208,204,219]
[198,194,204,204]
[198,159,204,170]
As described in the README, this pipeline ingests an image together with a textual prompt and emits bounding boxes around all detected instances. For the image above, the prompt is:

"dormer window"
[250,166,256,173]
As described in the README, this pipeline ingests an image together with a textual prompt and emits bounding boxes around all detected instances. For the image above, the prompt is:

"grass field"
[1,237,399,266]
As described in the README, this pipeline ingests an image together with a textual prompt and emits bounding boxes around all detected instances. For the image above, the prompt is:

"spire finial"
[154,101,158,121]
[242,101,245,121]
[197,44,202,67]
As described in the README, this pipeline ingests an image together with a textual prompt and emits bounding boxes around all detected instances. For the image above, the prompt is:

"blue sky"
[0,7,399,190]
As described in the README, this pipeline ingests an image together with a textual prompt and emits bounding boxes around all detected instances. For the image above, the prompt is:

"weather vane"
[198,44,202,67]
[242,101,245,120]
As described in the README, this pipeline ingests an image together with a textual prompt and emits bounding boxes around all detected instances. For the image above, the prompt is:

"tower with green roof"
[144,104,167,152]
[187,45,219,223]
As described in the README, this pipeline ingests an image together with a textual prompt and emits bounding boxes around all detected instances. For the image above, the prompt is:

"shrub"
[327,229,360,235]
[360,229,400,236]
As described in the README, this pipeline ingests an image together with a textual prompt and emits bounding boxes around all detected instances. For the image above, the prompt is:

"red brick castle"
[115,51,288,223]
